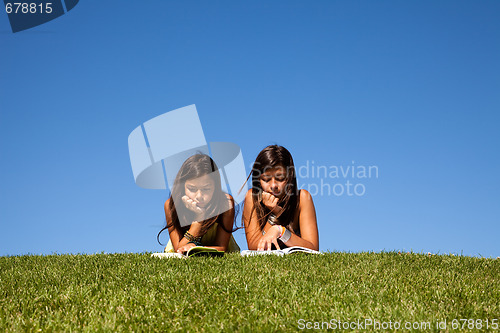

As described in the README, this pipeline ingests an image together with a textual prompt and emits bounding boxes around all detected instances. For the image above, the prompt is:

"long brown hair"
[157,153,235,245]
[248,145,299,231]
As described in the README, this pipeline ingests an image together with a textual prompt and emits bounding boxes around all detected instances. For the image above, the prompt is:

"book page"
[283,247,323,255]
[241,250,285,257]
[151,252,186,259]
[186,246,225,257]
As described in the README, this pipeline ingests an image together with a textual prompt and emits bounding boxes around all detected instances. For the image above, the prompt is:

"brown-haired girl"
[243,145,319,251]
[158,153,239,253]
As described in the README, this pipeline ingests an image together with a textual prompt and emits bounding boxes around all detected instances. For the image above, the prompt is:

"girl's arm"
[278,190,319,251]
[164,199,204,253]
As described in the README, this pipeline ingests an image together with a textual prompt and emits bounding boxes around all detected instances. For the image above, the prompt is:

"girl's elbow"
[247,242,259,251]
[308,241,319,251]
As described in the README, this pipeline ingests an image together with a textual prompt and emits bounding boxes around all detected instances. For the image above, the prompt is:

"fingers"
[257,237,279,251]
[257,238,265,251]
[177,244,189,253]
[261,192,278,210]
[262,192,276,202]
[266,191,278,200]
[182,196,204,213]
[182,195,197,206]
[257,239,268,251]
[182,195,194,210]
[177,242,195,253]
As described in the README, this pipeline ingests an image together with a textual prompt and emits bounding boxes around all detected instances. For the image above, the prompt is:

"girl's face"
[260,166,287,198]
[184,174,215,208]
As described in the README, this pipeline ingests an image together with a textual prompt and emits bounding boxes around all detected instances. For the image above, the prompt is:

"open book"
[241,246,322,257]
[151,246,224,259]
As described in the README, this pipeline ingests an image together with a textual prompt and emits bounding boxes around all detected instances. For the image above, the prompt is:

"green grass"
[1,252,499,332]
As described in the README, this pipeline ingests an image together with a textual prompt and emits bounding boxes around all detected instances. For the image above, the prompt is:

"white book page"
[151,252,186,259]
[241,247,323,256]
[283,246,323,255]
[240,250,285,257]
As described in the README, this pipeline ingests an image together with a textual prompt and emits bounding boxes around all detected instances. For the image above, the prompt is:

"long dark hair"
[248,145,299,231]
[157,153,235,245]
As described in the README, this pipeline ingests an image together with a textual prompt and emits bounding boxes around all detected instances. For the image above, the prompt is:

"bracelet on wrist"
[268,213,278,226]
[278,227,291,243]
[184,231,202,243]
[278,226,285,238]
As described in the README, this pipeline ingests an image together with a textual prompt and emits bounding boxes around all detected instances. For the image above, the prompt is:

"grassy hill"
[1,252,498,332]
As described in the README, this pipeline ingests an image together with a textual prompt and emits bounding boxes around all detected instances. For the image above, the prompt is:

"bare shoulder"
[224,193,235,209]
[298,189,318,230]
[164,198,171,211]
[244,189,254,205]
[299,189,314,203]
[164,198,173,226]
[220,193,235,221]
[245,189,253,209]
[242,189,255,219]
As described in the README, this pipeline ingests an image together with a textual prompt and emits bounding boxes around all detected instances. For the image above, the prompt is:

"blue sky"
[1,1,499,257]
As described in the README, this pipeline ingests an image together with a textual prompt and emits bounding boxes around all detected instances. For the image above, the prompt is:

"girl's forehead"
[262,166,287,176]
[185,174,215,186]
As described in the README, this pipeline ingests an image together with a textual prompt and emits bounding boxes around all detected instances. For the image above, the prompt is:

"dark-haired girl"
[243,145,319,251]
[158,154,240,253]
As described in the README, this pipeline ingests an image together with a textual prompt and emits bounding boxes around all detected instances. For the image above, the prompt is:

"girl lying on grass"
[158,153,240,254]
[243,145,319,251]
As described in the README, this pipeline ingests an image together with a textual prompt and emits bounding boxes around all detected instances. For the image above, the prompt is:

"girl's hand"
[182,195,205,216]
[261,192,281,215]
[177,242,197,254]
[257,225,282,251]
